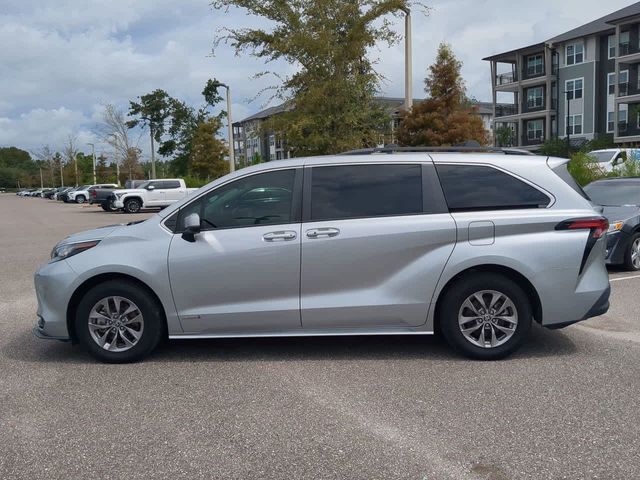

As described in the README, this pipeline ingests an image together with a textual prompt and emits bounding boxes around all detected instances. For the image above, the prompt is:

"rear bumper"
[544,285,610,329]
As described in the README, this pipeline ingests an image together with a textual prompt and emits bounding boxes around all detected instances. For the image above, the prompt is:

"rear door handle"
[263,231,297,242]
[306,227,340,238]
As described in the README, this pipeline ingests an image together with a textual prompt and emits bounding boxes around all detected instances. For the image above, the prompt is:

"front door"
[168,168,303,334]
[300,163,456,329]
[145,181,164,206]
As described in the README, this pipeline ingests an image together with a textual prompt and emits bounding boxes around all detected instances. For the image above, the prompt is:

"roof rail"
[340,146,536,156]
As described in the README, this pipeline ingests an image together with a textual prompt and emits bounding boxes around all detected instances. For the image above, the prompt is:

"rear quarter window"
[435,164,550,212]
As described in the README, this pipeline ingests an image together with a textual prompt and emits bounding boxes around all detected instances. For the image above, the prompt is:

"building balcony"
[496,72,517,85]
[521,134,544,146]
[620,42,640,57]
[495,104,518,117]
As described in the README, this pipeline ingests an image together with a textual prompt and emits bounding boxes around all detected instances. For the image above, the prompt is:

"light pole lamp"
[87,142,97,184]
[214,82,235,173]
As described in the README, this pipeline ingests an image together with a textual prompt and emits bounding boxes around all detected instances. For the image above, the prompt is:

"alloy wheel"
[631,238,640,270]
[458,290,518,349]
[88,296,144,352]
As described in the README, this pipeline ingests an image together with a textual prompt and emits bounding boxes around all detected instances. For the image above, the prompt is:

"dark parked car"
[89,185,120,211]
[585,178,640,271]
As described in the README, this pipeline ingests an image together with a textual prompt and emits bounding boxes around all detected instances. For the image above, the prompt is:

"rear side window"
[310,164,422,221]
[436,164,550,212]
[552,163,590,200]
[162,181,181,189]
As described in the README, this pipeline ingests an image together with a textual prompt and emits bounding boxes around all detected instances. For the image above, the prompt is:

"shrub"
[567,151,608,186]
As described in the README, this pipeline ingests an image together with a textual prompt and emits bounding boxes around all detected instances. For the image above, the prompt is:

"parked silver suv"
[34,149,610,362]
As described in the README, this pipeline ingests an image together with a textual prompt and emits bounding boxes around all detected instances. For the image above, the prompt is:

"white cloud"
[0,0,636,154]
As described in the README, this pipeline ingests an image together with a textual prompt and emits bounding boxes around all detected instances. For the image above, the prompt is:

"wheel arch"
[433,264,543,333]
[66,272,167,343]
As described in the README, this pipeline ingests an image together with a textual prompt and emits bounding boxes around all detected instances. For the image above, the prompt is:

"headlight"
[50,240,100,262]
[608,221,624,233]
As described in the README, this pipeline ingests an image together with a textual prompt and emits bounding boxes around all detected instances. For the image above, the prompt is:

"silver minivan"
[34,149,610,363]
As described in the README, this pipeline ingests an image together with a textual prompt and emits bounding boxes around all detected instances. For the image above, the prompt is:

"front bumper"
[605,231,631,265]
[33,259,77,340]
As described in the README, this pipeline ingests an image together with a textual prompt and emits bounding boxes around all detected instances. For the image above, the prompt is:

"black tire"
[623,232,640,271]
[76,195,86,204]
[439,273,532,360]
[100,203,110,211]
[74,280,164,363]
[124,198,142,213]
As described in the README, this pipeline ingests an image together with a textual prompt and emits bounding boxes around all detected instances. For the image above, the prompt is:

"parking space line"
[610,274,640,282]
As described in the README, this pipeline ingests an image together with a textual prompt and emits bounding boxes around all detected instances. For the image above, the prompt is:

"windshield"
[584,181,640,206]
[588,151,615,163]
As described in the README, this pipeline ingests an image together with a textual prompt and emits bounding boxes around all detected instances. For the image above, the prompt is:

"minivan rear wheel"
[74,280,163,363]
[439,273,532,360]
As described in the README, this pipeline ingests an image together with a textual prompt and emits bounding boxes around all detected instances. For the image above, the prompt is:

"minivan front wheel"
[439,273,532,360]
[75,280,163,363]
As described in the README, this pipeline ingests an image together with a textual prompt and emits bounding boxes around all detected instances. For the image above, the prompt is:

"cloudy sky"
[0,0,634,159]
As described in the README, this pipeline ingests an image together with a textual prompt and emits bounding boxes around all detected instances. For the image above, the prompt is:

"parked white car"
[67,184,118,204]
[588,148,640,172]
[111,179,197,213]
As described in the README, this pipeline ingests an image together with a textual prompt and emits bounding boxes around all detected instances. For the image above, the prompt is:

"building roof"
[484,2,640,61]
[547,2,640,44]
[234,97,500,125]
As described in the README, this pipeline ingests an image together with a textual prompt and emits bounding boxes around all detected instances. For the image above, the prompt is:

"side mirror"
[181,213,201,243]
[147,185,155,191]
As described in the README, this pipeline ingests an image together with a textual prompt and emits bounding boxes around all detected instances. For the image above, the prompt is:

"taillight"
[555,217,609,239]
[91,190,97,197]
[556,217,608,274]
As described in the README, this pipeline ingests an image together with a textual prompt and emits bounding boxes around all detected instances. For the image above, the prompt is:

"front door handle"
[263,231,297,242]
[306,227,340,239]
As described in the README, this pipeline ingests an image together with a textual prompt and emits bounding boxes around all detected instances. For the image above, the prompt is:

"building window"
[527,119,544,141]
[269,135,275,146]
[608,72,616,95]
[565,78,583,100]
[568,114,583,135]
[608,35,616,59]
[620,31,630,55]
[566,43,584,65]
[620,70,629,96]
[527,87,544,108]
[527,54,543,76]
[270,153,275,161]
[608,111,615,133]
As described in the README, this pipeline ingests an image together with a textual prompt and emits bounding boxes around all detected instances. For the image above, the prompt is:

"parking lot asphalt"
[1,193,639,480]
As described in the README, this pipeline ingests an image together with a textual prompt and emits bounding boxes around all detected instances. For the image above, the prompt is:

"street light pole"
[402,8,413,111]
[87,143,97,184]
[563,90,570,152]
[149,124,157,179]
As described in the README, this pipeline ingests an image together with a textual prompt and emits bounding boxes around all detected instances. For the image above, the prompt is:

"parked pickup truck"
[89,185,120,211]
[110,179,197,213]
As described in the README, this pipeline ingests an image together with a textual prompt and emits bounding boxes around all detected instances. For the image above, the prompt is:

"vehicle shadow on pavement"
[6,324,577,364]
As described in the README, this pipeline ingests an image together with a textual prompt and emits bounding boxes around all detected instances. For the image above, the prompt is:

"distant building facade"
[485,2,640,149]
[232,98,499,163]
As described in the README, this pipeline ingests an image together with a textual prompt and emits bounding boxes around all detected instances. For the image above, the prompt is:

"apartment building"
[485,2,640,149]
[232,98,499,163]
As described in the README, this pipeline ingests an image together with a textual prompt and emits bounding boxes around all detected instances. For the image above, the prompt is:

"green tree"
[397,43,488,146]
[212,0,414,156]
[189,118,228,180]
[128,80,226,176]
